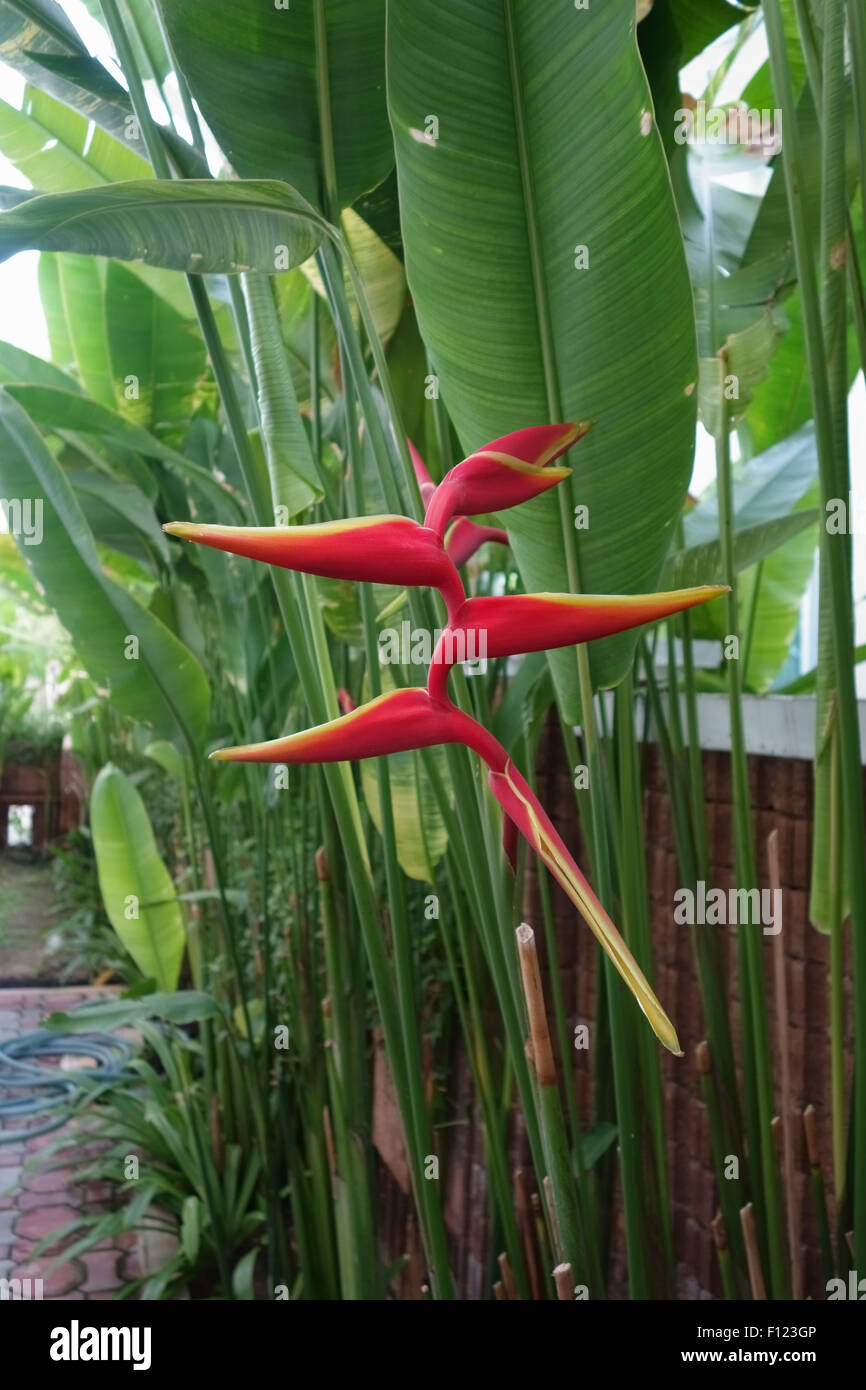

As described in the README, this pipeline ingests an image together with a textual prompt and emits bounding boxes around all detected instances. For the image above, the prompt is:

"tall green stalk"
[765,0,866,1262]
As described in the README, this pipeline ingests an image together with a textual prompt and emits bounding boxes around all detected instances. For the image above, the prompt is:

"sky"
[0,3,862,690]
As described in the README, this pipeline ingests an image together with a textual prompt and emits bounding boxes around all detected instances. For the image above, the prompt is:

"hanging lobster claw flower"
[165,515,466,617]
[488,759,681,1056]
[424,422,590,537]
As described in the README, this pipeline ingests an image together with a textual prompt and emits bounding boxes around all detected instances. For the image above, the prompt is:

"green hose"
[0,1027,134,1144]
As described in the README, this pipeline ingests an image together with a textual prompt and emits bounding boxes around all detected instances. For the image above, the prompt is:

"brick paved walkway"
[0,987,137,1300]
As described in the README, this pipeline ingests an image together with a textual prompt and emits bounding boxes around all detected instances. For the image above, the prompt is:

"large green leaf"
[66,466,169,568]
[103,261,207,437]
[5,369,237,517]
[44,255,116,405]
[0,179,324,273]
[0,88,101,190]
[683,421,819,545]
[0,1,204,179]
[301,208,406,344]
[37,250,223,418]
[0,386,210,747]
[158,0,392,208]
[388,0,698,719]
[663,509,817,591]
[738,500,818,692]
[45,991,221,1032]
[6,82,150,187]
[37,250,75,370]
[670,0,754,66]
[0,338,82,391]
[676,422,820,689]
[89,763,186,991]
[2,382,204,470]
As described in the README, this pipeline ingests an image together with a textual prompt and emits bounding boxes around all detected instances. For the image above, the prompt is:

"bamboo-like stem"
[493,1280,508,1301]
[517,923,556,1087]
[740,1202,768,1300]
[436,866,532,1298]
[803,1105,835,1283]
[615,675,675,1294]
[542,1176,563,1267]
[516,925,585,1283]
[498,1252,519,1301]
[827,726,848,1209]
[711,1212,738,1301]
[531,1191,556,1296]
[768,829,801,1297]
[695,1039,747,1294]
[553,1263,574,1300]
[514,1170,544,1300]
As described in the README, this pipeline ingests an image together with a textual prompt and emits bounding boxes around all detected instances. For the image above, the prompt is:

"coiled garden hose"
[0,1028,135,1144]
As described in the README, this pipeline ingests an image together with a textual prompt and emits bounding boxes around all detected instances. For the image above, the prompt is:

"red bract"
[210,688,503,765]
[423,421,589,538]
[426,587,727,699]
[444,517,509,568]
[167,419,724,1056]
[165,514,466,619]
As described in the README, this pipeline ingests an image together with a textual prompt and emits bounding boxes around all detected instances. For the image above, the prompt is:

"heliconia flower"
[164,515,466,618]
[444,517,510,569]
[426,586,728,697]
[424,422,590,538]
[209,687,680,1055]
[169,416,710,1057]
[487,759,681,1056]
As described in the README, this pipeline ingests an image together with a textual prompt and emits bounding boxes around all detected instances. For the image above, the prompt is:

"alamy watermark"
[1,1276,43,1300]
[674,880,782,935]
[378,621,487,675]
[675,100,782,153]
[826,493,866,535]
[0,497,43,546]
